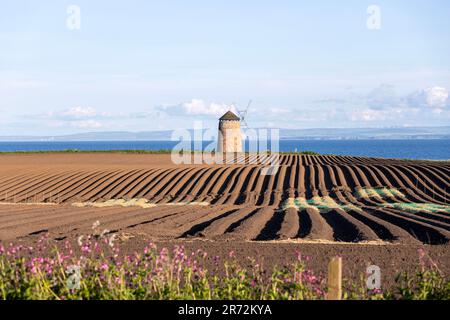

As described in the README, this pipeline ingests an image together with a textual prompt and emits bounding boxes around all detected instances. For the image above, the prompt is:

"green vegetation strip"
[378,202,450,214]
[354,187,405,199]
[0,149,175,154]
[281,197,360,213]
[0,235,448,300]
[0,149,323,155]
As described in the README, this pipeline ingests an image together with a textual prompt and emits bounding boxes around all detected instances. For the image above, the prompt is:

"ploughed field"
[0,153,449,245]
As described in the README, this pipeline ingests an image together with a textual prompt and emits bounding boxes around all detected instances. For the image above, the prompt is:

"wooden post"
[327,256,342,300]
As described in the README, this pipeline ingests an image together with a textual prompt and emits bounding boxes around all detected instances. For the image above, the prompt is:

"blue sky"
[1,0,450,135]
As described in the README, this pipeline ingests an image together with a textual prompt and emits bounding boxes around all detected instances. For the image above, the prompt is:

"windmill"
[235,100,252,128]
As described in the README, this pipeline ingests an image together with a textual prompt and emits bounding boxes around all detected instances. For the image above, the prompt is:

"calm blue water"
[0,140,448,160]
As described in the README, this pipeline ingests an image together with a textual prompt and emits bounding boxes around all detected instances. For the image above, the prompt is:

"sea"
[0,139,448,160]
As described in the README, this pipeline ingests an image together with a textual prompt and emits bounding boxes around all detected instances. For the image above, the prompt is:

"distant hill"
[1,126,449,141]
[279,126,450,140]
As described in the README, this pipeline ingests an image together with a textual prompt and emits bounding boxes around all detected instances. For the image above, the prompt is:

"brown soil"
[0,153,449,244]
[0,153,449,285]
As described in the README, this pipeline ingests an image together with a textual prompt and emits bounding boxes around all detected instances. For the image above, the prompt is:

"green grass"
[0,149,322,154]
[1,149,447,163]
[0,149,176,155]
[296,151,321,155]
[0,149,324,156]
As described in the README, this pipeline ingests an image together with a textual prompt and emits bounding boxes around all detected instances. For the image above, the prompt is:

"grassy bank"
[0,234,448,300]
[0,149,175,155]
[0,149,320,155]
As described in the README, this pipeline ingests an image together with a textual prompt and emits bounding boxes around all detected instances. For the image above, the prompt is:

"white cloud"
[317,84,449,124]
[349,106,420,122]
[35,107,106,130]
[69,120,103,128]
[28,106,167,132]
[183,99,231,116]
[407,86,449,110]
[159,99,237,118]
[424,87,448,108]
[42,106,98,121]
[366,84,399,110]
[268,107,290,115]
[60,106,97,119]
[350,109,386,122]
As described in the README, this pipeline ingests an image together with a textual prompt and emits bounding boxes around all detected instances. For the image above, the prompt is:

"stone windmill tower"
[217,111,242,153]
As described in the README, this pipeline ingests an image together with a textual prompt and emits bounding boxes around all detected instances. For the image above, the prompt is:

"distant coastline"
[1,126,449,142]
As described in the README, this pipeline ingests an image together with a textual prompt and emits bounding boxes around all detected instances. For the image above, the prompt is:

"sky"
[1,0,450,136]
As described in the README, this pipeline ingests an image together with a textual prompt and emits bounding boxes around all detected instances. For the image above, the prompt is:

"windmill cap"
[219,111,240,121]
